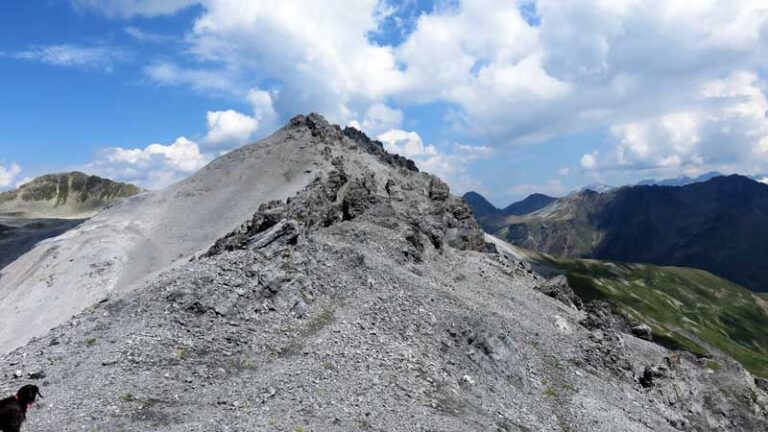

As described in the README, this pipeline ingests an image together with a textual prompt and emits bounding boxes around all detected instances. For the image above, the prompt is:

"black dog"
[0,385,43,432]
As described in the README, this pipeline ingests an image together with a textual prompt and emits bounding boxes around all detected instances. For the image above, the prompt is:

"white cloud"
[356,103,404,136]
[377,129,438,158]
[11,44,129,72]
[71,0,197,18]
[70,0,768,180]
[580,152,599,170]
[204,110,259,147]
[124,26,176,43]
[203,89,278,148]
[558,167,571,176]
[0,163,22,189]
[376,129,489,193]
[88,137,209,189]
[144,61,240,95]
[583,71,768,174]
[179,0,406,124]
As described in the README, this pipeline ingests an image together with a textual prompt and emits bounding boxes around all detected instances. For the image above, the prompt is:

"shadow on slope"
[0,217,86,270]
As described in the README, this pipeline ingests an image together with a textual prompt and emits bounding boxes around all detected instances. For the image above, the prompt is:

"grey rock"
[535,275,583,310]
[756,377,768,393]
[631,323,653,341]
[27,369,46,380]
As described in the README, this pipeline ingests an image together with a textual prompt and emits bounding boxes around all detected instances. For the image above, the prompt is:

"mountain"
[479,175,768,292]
[501,193,556,216]
[0,173,142,270]
[462,191,555,218]
[636,171,723,187]
[0,172,143,218]
[462,191,499,217]
[1,114,766,430]
[581,182,614,193]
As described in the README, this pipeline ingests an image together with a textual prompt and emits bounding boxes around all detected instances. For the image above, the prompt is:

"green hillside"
[522,250,768,377]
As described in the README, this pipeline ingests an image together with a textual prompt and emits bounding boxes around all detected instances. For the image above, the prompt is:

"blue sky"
[1,1,767,206]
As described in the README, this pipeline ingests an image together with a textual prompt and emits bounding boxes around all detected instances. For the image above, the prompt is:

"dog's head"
[16,385,43,406]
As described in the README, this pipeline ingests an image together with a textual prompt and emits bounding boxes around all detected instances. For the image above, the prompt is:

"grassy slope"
[522,250,768,377]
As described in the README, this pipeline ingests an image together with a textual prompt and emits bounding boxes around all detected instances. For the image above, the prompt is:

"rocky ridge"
[0,115,766,431]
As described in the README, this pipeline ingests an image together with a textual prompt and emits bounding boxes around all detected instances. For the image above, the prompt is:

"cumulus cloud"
[377,129,490,193]
[72,0,768,181]
[356,103,404,136]
[203,89,278,148]
[88,137,209,189]
[204,110,258,147]
[0,163,22,189]
[582,71,768,174]
[10,44,129,72]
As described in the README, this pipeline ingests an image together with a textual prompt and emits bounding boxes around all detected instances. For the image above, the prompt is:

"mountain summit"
[1,115,766,431]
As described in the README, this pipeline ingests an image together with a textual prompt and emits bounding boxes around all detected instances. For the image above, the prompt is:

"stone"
[534,275,583,310]
[428,176,450,201]
[248,219,300,250]
[27,369,46,380]
[631,324,653,341]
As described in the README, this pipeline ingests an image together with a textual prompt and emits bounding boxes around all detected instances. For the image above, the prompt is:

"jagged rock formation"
[0,115,766,431]
[0,172,143,218]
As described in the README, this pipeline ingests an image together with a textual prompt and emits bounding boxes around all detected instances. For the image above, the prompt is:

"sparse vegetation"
[175,348,189,360]
[528,251,768,377]
[118,393,135,402]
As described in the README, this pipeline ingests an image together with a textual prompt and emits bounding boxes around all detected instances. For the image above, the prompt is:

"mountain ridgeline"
[3,115,767,431]
[467,175,768,292]
[0,172,143,218]
[462,191,555,218]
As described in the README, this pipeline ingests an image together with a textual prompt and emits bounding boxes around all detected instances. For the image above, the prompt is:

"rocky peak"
[288,112,419,172]
[206,129,485,258]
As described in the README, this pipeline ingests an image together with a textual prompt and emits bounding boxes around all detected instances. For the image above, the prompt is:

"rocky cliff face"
[0,172,143,218]
[0,115,766,431]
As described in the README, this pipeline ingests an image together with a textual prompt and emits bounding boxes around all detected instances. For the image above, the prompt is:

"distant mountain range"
[0,172,142,269]
[0,171,143,218]
[466,175,768,292]
[636,171,724,187]
[462,191,556,218]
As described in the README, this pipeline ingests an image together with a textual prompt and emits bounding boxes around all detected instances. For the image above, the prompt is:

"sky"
[1,0,767,206]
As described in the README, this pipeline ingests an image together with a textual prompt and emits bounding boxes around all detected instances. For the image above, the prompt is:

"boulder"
[535,275,583,310]
[631,323,653,341]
